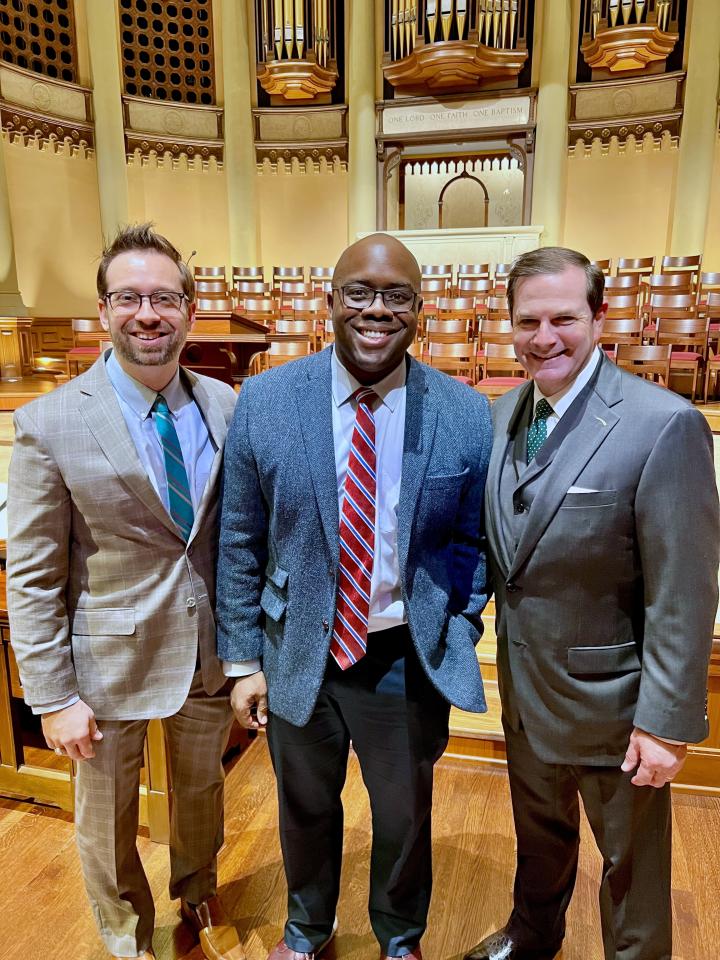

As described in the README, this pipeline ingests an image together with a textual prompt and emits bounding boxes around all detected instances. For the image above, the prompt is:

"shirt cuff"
[653,736,686,746]
[223,659,262,677]
[32,693,80,716]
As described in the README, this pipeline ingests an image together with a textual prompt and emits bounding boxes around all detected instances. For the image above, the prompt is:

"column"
[0,138,27,315]
[530,0,573,247]
[670,0,720,255]
[348,0,377,241]
[86,0,129,240]
[222,0,259,266]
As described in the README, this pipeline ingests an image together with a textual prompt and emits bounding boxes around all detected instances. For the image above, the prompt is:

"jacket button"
[506,581,519,593]
[514,503,526,514]
[186,597,197,609]
[322,618,329,632]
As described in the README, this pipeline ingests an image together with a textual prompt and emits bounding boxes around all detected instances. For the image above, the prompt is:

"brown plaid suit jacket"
[7,355,237,720]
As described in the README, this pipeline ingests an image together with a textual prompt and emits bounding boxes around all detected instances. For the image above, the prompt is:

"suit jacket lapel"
[398,357,436,574]
[78,357,181,538]
[507,358,623,581]
[485,381,533,577]
[295,349,340,565]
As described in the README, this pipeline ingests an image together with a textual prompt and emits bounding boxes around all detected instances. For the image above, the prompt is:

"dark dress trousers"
[485,354,719,960]
[216,348,492,953]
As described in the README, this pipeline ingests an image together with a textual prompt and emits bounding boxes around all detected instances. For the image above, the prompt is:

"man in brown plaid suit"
[7,225,245,960]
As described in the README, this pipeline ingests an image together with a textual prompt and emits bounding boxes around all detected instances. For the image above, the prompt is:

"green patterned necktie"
[152,393,194,540]
[526,398,554,463]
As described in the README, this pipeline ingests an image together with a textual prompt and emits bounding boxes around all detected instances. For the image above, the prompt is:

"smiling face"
[98,249,194,389]
[511,266,606,397]
[329,235,421,385]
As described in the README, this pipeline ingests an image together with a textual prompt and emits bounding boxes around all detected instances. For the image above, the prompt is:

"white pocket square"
[567,486,600,494]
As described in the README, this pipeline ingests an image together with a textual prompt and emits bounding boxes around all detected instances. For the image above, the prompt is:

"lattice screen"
[119,0,216,104]
[0,0,78,83]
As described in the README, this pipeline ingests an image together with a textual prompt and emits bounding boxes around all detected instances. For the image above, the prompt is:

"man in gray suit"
[464,247,719,960]
[216,233,492,960]
[8,225,245,960]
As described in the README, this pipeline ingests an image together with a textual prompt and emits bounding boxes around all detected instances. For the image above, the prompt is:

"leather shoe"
[381,947,423,960]
[180,896,247,960]
[111,953,155,959]
[267,918,338,960]
[464,928,560,960]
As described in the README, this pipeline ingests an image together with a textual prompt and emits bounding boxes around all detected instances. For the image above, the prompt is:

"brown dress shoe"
[266,920,337,960]
[381,947,423,960]
[180,896,247,960]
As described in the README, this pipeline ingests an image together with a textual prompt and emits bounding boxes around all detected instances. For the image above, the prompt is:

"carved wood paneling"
[253,104,347,168]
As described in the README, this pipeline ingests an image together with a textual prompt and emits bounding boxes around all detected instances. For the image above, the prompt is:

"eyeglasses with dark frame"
[104,290,189,316]
[334,284,417,314]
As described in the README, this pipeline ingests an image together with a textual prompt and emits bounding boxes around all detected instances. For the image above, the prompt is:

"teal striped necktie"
[152,393,194,540]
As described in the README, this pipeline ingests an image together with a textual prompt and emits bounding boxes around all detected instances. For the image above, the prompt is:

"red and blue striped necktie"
[330,387,377,670]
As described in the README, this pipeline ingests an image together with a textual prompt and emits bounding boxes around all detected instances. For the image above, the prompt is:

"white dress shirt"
[532,347,602,434]
[224,349,408,678]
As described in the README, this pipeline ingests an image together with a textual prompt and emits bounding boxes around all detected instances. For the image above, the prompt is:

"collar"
[105,349,189,419]
[533,346,602,418]
[331,347,406,413]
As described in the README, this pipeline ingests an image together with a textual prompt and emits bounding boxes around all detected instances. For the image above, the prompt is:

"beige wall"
[127,159,230,269]
[703,135,720,272]
[3,137,102,316]
[563,142,678,262]
[257,167,348,273]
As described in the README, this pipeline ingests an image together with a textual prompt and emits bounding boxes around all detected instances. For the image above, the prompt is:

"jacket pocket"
[567,640,640,675]
[561,490,618,508]
[72,608,136,636]
[260,584,287,622]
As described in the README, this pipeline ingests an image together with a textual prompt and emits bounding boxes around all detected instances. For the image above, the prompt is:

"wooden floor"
[0,740,719,960]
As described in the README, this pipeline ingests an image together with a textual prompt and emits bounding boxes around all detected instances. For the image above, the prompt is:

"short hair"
[96,223,195,302]
[506,247,605,318]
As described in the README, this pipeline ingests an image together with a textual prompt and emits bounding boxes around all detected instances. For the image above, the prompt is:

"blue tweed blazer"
[216,347,492,726]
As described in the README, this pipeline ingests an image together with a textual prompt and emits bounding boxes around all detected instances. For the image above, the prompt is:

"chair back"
[591,258,612,274]
[598,317,643,345]
[232,265,264,284]
[660,254,702,276]
[617,256,655,276]
[457,263,491,279]
[643,273,694,298]
[240,298,278,324]
[194,265,226,281]
[195,297,234,313]
[480,318,514,345]
[605,294,641,321]
[267,340,312,367]
[275,319,315,337]
[426,318,471,342]
[195,280,229,297]
[483,342,525,376]
[616,343,671,384]
[487,295,510,320]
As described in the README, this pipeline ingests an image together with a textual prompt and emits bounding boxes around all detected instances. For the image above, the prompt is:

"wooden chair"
[66,317,105,377]
[704,291,720,351]
[591,258,612,275]
[421,277,452,302]
[457,263,491,281]
[477,319,514,378]
[232,265,264,285]
[642,273,694,302]
[279,281,312,308]
[645,293,697,340]
[195,297,234,314]
[291,296,327,320]
[309,266,333,294]
[697,273,720,313]
[320,318,335,347]
[275,319,316,344]
[605,274,642,297]
[660,254,702,288]
[272,266,304,295]
[406,340,424,360]
[493,263,513,292]
[266,340,312,368]
[482,341,524,376]
[436,297,475,325]
[239,298,278,325]
[703,343,720,402]
[233,280,269,307]
[616,343,671,386]
[617,256,655,277]
[425,319,471,345]
[605,294,643,325]
[194,265,226,282]
[487,295,510,321]
[195,280,230,299]
[421,263,453,283]
[426,342,475,380]
[655,316,709,401]
[598,316,643,359]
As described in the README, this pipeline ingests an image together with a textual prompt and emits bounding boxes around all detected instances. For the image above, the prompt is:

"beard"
[110,321,188,368]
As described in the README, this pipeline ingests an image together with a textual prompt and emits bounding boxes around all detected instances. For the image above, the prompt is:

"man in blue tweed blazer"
[216,234,492,960]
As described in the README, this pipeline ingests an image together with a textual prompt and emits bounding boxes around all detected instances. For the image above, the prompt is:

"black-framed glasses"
[105,290,188,316]
[334,284,417,313]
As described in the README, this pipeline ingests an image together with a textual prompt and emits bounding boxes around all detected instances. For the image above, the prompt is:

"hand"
[231,671,268,729]
[42,700,103,761]
[620,727,687,788]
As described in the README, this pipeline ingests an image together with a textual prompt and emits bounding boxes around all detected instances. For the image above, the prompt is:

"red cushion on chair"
[67,346,100,357]
[476,376,526,386]
[451,376,474,386]
[670,351,702,362]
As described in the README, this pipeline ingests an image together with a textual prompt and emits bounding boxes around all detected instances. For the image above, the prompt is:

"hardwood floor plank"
[0,740,718,959]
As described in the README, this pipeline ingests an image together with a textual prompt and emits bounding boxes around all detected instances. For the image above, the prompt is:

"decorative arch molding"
[438,170,489,228]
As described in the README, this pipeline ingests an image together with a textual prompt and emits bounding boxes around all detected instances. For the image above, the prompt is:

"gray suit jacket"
[486,354,719,765]
[7,355,237,720]
[216,348,492,726]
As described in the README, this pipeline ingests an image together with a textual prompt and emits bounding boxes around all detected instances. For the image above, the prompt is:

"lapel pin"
[594,416,607,427]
